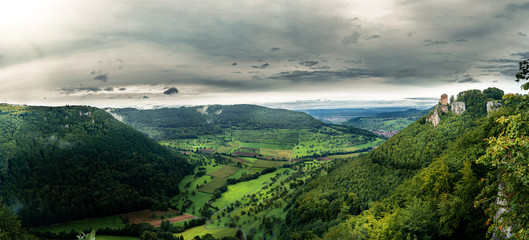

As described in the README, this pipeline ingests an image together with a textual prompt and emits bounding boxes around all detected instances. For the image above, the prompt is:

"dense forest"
[0,105,191,227]
[280,87,512,239]
[109,104,326,140]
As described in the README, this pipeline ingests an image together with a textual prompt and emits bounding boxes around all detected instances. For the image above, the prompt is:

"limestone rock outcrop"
[427,109,440,128]
[487,101,502,115]
[451,102,466,115]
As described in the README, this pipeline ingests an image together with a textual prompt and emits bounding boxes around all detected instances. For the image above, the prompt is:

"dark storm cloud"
[251,63,269,69]
[4,0,529,105]
[299,60,319,67]
[163,87,179,95]
[94,73,109,82]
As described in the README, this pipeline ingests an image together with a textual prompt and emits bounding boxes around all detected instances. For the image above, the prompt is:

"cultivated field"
[198,178,228,194]
[208,165,239,178]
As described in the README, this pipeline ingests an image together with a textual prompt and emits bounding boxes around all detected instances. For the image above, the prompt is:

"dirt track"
[120,209,198,227]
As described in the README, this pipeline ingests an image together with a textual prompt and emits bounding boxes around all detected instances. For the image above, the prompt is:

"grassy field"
[259,148,293,160]
[208,165,239,178]
[213,168,288,209]
[215,146,233,154]
[198,178,227,194]
[175,225,238,239]
[33,216,124,234]
[251,159,287,168]
[238,142,283,150]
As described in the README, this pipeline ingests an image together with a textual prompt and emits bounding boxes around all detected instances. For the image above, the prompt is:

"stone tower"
[440,94,448,105]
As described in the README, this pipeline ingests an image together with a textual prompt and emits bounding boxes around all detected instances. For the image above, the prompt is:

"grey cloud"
[366,34,381,40]
[119,87,126,91]
[513,52,529,59]
[270,47,281,51]
[457,77,480,83]
[251,63,269,69]
[163,87,179,95]
[310,66,331,70]
[506,2,529,12]
[344,59,362,64]
[424,39,448,46]
[104,87,114,91]
[60,87,102,94]
[271,68,382,83]
[455,38,468,42]
[500,68,518,76]
[94,73,109,82]
[518,32,527,37]
[116,58,124,69]
[299,60,319,67]
[232,62,237,66]
[342,32,361,45]
[142,96,149,99]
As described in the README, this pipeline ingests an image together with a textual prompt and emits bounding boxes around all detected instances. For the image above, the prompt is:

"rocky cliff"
[427,94,466,127]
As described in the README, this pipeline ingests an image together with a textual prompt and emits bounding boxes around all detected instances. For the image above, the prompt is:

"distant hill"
[0,104,191,227]
[109,104,329,140]
[343,108,430,135]
[301,107,420,124]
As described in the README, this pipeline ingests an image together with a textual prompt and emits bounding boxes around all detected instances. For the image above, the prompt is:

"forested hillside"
[0,104,191,227]
[109,104,326,140]
[280,87,508,239]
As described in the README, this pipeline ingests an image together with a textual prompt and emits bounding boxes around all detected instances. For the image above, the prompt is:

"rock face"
[439,105,449,113]
[487,101,502,115]
[451,102,466,115]
[427,108,441,128]
[440,94,448,105]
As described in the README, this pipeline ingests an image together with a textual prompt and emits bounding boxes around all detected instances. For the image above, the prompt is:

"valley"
[3,86,529,240]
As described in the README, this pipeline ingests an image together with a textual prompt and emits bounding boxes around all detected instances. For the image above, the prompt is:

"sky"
[1,0,528,110]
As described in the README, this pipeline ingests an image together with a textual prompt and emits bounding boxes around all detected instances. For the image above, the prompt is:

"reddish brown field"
[199,149,215,154]
[233,151,258,157]
[120,209,198,227]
